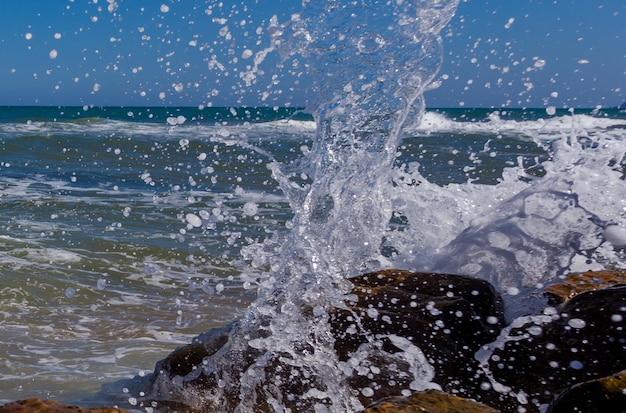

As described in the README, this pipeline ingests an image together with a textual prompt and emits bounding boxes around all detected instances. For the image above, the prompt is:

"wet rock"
[331,269,506,405]
[98,270,506,412]
[479,285,626,412]
[0,399,127,413]
[360,389,498,413]
[547,369,626,413]
[544,269,626,304]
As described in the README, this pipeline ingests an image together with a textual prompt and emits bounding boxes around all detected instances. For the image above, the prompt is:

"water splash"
[137,1,461,411]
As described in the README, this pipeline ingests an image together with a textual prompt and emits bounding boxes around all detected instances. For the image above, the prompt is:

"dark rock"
[360,389,499,413]
[481,285,626,412]
[332,269,506,405]
[98,270,506,412]
[0,399,127,413]
[547,370,626,413]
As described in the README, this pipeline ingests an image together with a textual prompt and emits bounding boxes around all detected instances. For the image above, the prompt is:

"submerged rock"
[360,389,498,413]
[547,369,626,413]
[480,285,626,412]
[0,399,127,413]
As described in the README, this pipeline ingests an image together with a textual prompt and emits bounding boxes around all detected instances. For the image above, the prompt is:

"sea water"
[1,1,626,411]
[1,106,624,407]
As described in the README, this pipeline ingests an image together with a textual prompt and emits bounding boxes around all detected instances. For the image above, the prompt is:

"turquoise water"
[0,106,625,405]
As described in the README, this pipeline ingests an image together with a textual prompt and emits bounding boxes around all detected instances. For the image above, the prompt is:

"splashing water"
[127,1,462,411]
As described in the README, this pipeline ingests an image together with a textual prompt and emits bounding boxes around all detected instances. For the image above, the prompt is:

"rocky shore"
[2,269,625,412]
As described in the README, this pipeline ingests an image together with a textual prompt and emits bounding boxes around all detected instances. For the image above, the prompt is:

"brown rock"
[360,389,499,413]
[547,370,626,413]
[0,399,127,413]
[544,269,626,304]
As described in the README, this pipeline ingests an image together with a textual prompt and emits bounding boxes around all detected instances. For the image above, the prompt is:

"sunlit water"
[1,0,626,411]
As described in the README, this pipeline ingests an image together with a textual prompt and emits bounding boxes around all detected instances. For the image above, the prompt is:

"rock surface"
[0,399,127,413]
[544,269,626,304]
[359,389,498,412]
[547,369,626,413]
[331,270,506,404]
[480,285,626,411]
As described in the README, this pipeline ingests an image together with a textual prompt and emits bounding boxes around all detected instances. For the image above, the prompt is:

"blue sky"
[0,0,623,108]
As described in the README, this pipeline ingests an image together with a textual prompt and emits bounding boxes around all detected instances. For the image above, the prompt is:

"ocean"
[1,105,625,407]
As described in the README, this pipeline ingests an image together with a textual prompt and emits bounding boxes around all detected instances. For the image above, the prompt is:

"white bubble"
[506,287,520,296]
[54,33,62,40]
[546,106,556,116]
[173,83,184,92]
[486,316,500,325]
[361,387,374,397]
[198,152,207,161]
[166,116,186,126]
[366,308,379,319]
[49,49,58,59]
[160,4,169,13]
[25,33,33,40]
[611,314,623,322]
[569,360,583,370]
[242,49,253,59]
[185,213,202,228]
[604,225,626,248]
[504,17,515,29]
[567,318,586,329]
[242,202,259,217]
[92,83,101,92]
[533,59,546,68]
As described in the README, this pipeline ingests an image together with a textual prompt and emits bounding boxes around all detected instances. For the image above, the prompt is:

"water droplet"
[567,318,586,329]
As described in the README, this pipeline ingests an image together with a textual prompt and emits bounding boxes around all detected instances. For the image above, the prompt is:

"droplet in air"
[567,318,586,329]
[186,213,203,228]
[49,49,58,59]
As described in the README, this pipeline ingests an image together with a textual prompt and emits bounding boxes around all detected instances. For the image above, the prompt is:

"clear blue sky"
[0,0,623,108]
